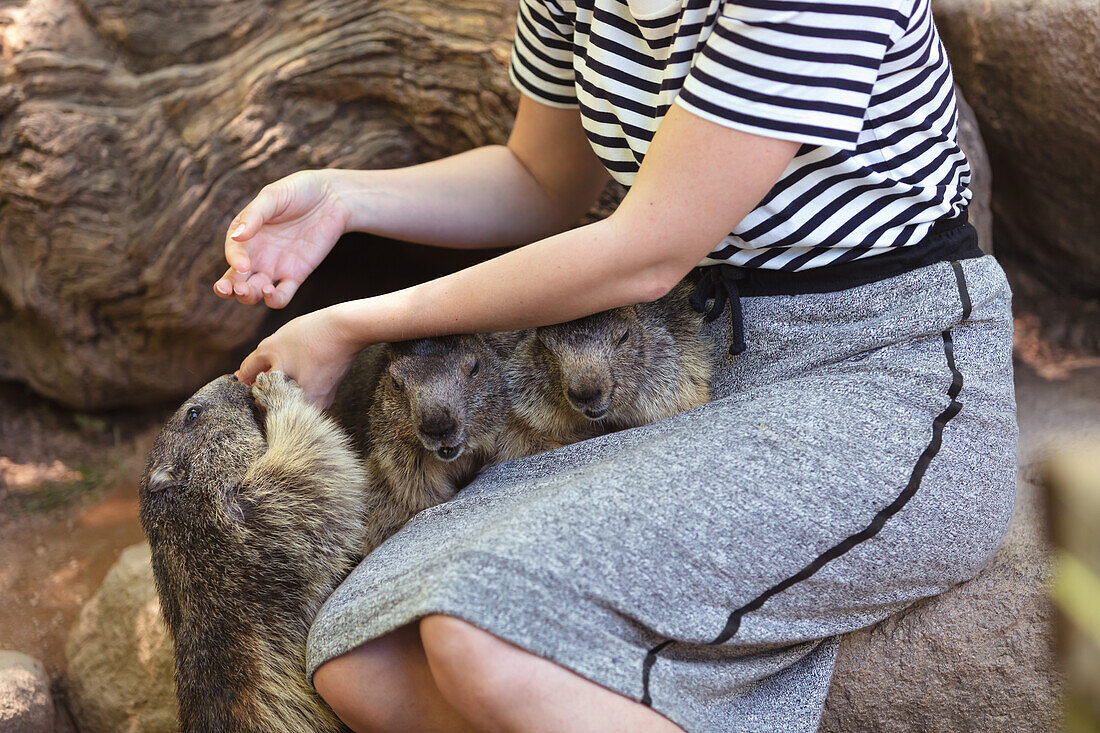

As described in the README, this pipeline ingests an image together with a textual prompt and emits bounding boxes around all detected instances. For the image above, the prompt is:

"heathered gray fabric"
[306,255,1017,733]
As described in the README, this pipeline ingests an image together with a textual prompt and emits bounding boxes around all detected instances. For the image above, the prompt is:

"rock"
[934,0,1100,353]
[0,0,525,409]
[820,363,1100,731]
[64,543,177,733]
[822,476,1060,732]
[0,651,54,732]
[954,87,992,255]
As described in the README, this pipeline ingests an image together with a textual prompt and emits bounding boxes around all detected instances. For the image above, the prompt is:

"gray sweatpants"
[307,254,1018,732]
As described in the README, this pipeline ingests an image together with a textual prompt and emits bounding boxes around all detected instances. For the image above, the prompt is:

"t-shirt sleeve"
[509,0,579,108]
[675,0,909,149]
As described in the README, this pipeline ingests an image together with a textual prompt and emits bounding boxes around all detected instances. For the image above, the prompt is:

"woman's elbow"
[631,263,688,303]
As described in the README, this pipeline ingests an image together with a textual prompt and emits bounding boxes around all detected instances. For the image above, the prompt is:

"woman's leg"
[314,616,682,732]
[308,258,1018,731]
[420,614,683,732]
[313,622,475,732]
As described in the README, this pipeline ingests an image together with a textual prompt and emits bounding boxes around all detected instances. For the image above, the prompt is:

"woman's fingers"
[223,183,287,272]
[237,347,275,385]
[234,273,273,306]
[230,185,282,240]
[224,237,251,277]
[214,267,235,298]
[214,265,251,298]
[264,279,300,309]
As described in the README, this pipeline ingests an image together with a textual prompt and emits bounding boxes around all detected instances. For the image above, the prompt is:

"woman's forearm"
[234,105,801,399]
[328,144,601,250]
[324,106,801,348]
[327,213,681,349]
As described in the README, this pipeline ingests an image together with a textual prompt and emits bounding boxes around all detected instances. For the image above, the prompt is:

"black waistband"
[699,211,981,298]
[689,211,983,355]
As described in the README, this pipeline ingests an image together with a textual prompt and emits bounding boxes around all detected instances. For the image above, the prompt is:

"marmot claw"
[251,370,301,413]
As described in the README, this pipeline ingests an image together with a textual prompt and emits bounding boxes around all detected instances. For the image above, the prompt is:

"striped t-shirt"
[509,0,972,271]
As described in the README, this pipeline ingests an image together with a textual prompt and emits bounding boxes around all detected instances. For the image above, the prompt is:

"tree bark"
[0,0,530,408]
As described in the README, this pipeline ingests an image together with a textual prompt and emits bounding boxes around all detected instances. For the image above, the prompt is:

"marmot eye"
[616,329,630,347]
[468,359,480,377]
[185,406,202,423]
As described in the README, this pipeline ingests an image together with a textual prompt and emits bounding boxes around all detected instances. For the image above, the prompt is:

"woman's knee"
[420,615,527,715]
[420,615,683,732]
[313,653,362,721]
[313,624,427,732]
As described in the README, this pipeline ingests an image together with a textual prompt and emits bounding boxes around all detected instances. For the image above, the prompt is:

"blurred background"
[0,0,1097,730]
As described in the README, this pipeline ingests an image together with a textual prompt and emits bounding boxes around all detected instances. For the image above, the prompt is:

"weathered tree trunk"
[0,0,528,408]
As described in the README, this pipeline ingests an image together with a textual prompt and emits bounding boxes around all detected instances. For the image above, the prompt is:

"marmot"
[140,371,366,733]
[326,342,388,458]
[356,334,512,553]
[500,282,712,459]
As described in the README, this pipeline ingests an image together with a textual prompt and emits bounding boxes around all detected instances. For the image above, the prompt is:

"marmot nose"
[567,386,603,406]
[420,415,458,441]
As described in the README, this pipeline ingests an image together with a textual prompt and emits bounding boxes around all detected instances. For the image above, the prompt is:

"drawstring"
[690,265,747,356]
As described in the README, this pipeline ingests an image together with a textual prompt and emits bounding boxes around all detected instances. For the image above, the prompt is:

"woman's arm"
[237,100,799,407]
[219,97,612,309]
[334,97,613,248]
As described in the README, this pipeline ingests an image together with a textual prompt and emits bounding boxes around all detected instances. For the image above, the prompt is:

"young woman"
[215,0,1017,729]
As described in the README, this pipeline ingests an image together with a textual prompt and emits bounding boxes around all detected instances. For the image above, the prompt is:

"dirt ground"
[0,382,169,679]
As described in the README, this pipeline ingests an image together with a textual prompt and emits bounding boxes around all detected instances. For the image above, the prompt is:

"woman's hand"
[235,307,362,409]
[215,170,352,308]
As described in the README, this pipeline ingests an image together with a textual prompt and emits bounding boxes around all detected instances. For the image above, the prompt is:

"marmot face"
[138,375,266,628]
[533,307,657,423]
[382,336,507,462]
[140,374,264,550]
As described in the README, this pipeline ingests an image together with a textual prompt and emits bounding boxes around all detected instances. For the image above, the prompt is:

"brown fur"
[354,335,512,553]
[139,371,366,733]
[499,282,712,460]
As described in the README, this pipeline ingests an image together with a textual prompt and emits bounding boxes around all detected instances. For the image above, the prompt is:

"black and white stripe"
[508,0,971,271]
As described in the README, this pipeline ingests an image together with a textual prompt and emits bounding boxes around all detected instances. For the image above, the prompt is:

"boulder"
[0,651,54,732]
[955,87,992,255]
[934,0,1100,353]
[65,543,177,733]
[822,474,1060,732]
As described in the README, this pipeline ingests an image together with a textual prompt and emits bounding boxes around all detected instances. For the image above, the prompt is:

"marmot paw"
[251,370,301,413]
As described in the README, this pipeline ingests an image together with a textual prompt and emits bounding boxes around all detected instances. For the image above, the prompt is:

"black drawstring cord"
[690,265,747,356]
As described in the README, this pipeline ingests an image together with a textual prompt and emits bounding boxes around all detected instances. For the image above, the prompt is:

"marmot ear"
[461,350,479,377]
[223,481,251,524]
[146,465,183,493]
[387,363,405,392]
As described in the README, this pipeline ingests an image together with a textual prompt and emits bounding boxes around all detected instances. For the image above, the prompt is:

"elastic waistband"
[706,211,982,298]
[689,211,983,356]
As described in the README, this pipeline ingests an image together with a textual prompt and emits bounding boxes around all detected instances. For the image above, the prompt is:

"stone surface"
[821,468,1060,732]
[954,87,992,255]
[0,0,526,409]
[0,651,54,732]
[64,543,177,733]
[934,0,1100,354]
[823,363,1100,731]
